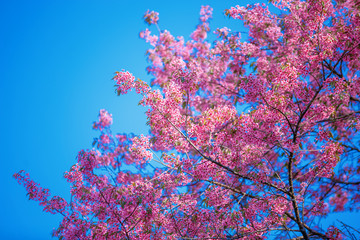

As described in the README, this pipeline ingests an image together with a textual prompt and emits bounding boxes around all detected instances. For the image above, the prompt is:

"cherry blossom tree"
[14,0,360,239]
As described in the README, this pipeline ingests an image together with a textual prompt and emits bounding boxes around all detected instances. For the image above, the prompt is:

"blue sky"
[0,0,359,239]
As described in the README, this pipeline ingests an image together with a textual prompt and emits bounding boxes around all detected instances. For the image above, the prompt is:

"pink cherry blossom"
[143,10,159,25]
[93,109,113,130]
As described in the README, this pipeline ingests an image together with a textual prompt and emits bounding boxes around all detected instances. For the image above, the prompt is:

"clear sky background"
[0,0,359,239]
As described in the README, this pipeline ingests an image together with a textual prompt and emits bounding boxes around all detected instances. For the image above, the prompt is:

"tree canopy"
[15,0,360,239]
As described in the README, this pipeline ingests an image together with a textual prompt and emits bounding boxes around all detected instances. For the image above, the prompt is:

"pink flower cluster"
[139,29,158,46]
[199,5,213,22]
[113,70,135,95]
[93,109,113,130]
[143,10,159,25]
[13,170,50,203]
[114,70,150,95]
[316,142,343,178]
[130,134,153,165]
